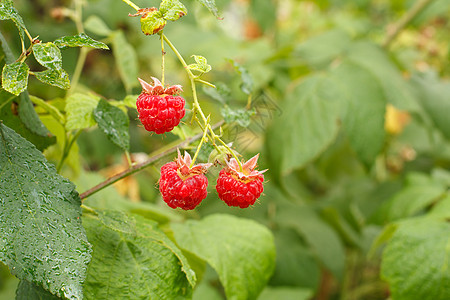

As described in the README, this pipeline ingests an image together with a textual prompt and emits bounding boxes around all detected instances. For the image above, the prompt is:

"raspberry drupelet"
[216,154,266,208]
[159,150,212,210]
[136,77,185,134]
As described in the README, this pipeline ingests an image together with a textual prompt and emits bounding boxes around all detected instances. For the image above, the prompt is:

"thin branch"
[79,120,224,200]
[382,0,434,48]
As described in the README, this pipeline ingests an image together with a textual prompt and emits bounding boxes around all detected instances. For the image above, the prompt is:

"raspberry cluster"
[158,151,266,210]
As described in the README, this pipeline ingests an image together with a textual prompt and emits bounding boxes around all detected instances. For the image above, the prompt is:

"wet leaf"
[1,61,29,95]
[53,33,109,50]
[34,69,70,90]
[83,210,195,299]
[16,280,61,300]
[172,214,276,300]
[93,99,130,151]
[0,0,27,41]
[0,123,91,300]
[32,42,63,70]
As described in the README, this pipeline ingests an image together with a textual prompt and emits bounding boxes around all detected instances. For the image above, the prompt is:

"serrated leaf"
[230,60,253,95]
[160,0,187,21]
[34,69,70,90]
[187,55,211,74]
[0,123,91,300]
[32,42,63,70]
[331,61,386,165]
[65,93,99,130]
[1,61,29,95]
[381,218,450,300]
[195,0,222,19]
[84,15,112,37]
[0,0,27,41]
[83,210,195,299]
[93,99,130,151]
[266,75,340,176]
[171,214,276,300]
[53,33,109,50]
[16,280,61,300]
[221,105,255,127]
[111,31,138,92]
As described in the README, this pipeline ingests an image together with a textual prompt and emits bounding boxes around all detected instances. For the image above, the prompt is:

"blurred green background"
[1,0,450,299]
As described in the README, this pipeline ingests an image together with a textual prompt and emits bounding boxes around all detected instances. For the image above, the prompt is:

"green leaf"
[160,0,187,21]
[29,95,65,125]
[331,61,386,165]
[84,15,112,37]
[230,60,253,95]
[0,0,27,41]
[111,31,138,92]
[32,42,63,70]
[411,73,450,140]
[122,94,138,109]
[259,287,313,300]
[381,218,450,300]
[16,280,61,300]
[294,29,351,69]
[53,33,109,50]
[266,75,340,176]
[83,210,195,299]
[221,105,255,127]
[202,82,230,104]
[65,93,100,130]
[172,214,276,300]
[346,42,419,112]
[0,123,91,300]
[93,99,130,151]
[276,205,346,279]
[195,0,222,19]
[34,69,70,90]
[187,55,211,74]
[1,61,29,95]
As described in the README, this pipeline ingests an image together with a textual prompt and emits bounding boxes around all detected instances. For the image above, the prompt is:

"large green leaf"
[331,61,386,165]
[171,214,276,300]
[1,61,29,95]
[345,42,419,112]
[0,0,27,41]
[0,123,91,300]
[381,218,450,300]
[259,287,313,300]
[266,75,341,176]
[82,210,195,299]
[275,205,345,280]
[111,31,138,92]
[93,99,130,151]
[53,33,109,50]
[32,42,63,70]
[65,93,100,130]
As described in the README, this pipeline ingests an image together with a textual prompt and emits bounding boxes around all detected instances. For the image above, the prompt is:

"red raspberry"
[216,154,266,208]
[136,77,185,134]
[159,150,212,210]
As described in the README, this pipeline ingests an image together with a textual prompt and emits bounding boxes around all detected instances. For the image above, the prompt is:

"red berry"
[159,150,212,210]
[216,154,266,208]
[136,77,185,134]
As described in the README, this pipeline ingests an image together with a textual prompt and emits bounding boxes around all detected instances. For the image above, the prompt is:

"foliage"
[0,0,450,299]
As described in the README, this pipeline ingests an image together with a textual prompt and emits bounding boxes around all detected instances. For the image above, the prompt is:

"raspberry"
[216,154,266,208]
[136,77,185,134]
[159,150,212,210]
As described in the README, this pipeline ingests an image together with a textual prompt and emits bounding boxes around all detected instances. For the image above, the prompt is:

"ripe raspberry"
[136,77,185,134]
[216,154,267,208]
[159,150,212,210]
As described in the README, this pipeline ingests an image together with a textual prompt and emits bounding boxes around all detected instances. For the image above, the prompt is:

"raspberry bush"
[1,0,450,299]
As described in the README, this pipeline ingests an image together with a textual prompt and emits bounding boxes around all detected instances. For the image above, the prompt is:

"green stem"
[121,0,140,11]
[125,150,133,167]
[190,115,210,167]
[195,78,216,88]
[160,32,165,86]
[382,0,434,48]
[57,129,82,173]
